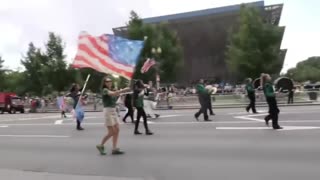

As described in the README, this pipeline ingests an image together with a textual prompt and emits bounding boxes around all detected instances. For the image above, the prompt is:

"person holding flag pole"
[67,75,90,131]
[96,76,131,155]
[141,58,160,118]
[71,32,145,154]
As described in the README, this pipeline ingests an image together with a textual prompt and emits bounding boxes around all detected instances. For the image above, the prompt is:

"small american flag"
[72,32,144,79]
[141,58,156,74]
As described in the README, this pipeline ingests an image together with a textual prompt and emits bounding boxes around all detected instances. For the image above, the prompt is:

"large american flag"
[141,58,156,74]
[72,32,144,79]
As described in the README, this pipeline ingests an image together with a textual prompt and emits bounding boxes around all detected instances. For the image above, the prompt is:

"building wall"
[167,12,240,83]
[113,2,285,84]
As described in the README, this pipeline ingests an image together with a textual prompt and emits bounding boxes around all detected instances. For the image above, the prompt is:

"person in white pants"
[143,82,160,119]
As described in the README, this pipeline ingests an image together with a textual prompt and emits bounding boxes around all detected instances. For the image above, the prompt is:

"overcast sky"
[0,0,319,73]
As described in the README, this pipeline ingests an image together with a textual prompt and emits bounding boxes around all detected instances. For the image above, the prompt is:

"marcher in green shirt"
[133,79,153,135]
[194,79,211,121]
[245,78,257,113]
[261,73,282,129]
[102,88,117,108]
[204,83,215,116]
[96,77,130,156]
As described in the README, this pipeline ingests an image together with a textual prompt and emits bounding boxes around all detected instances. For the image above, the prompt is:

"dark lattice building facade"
[113,1,286,83]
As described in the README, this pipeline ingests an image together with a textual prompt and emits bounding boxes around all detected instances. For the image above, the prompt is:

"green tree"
[286,57,320,83]
[21,43,47,95]
[0,56,6,91]
[2,70,27,95]
[78,68,105,93]
[45,32,71,92]
[127,11,183,83]
[21,33,74,95]
[226,5,284,81]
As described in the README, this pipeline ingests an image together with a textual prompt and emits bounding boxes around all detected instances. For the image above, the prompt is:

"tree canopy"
[127,11,183,83]
[226,5,284,81]
[0,56,7,91]
[286,56,320,83]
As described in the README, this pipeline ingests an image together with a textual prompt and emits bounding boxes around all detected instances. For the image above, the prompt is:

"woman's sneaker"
[96,145,107,155]
[112,148,125,155]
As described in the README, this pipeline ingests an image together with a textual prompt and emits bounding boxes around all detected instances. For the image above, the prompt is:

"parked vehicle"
[0,92,25,114]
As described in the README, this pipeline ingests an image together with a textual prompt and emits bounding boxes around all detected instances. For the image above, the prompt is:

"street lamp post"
[152,47,162,90]
[112,74,120,90]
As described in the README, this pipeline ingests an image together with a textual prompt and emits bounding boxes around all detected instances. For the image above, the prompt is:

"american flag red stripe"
[72,32,139,79]
[141,58,156,73]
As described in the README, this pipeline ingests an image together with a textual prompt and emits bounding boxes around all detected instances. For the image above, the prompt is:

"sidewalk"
[0,169,143,180]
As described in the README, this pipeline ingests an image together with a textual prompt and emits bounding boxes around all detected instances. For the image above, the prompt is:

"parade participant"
[123,93,134,123]
[205,83,215,116]
[57,95,67,118]
[194,79,211,121]
[133,80,153,135]
[167,85,174,109]
[144,81,160,119]
[261,73,282,129]
[68,83,84,130]
[288,88,294,104]
[245,78,257,113]
[96,77,130,155]
[67,83,87,130]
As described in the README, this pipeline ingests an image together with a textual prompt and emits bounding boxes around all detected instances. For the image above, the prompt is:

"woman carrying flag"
[96,77,130,155]
[67,83,87,131]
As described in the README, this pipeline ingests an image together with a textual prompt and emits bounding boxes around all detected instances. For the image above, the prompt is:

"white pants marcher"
[144,99,156,117]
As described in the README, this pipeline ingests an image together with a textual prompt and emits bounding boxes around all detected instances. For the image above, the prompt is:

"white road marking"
[229,108,320,116]
[281,120,320,123]
[217,126,320,131]
[234,110,320,123]
[1,112,320,127]
[0,135,69,138]
[217,127,271,130]
[0,116,98,123]
[0,125,8,128]
[278,126,320,131]
[54,120,63,125]
[0,115,62,123]
[234,116,264,122]
[234,113,267,122]
[245,113,269,117]
[85,116,98,119]
[63,117,98,121]
[158,115,182,118]
[229,111,267,115]
[0,124,61,126]
[2,119,318,126]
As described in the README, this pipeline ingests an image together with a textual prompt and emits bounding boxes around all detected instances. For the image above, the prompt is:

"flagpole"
[75,74,91,109]
[151,47,162,90]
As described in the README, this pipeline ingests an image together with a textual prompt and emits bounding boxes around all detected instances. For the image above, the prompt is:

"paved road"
[0,106,320,180]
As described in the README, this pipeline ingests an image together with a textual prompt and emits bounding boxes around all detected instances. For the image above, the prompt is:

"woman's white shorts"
[103,108,119,127]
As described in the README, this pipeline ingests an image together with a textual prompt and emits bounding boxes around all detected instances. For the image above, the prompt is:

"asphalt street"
[0,106,320,180]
